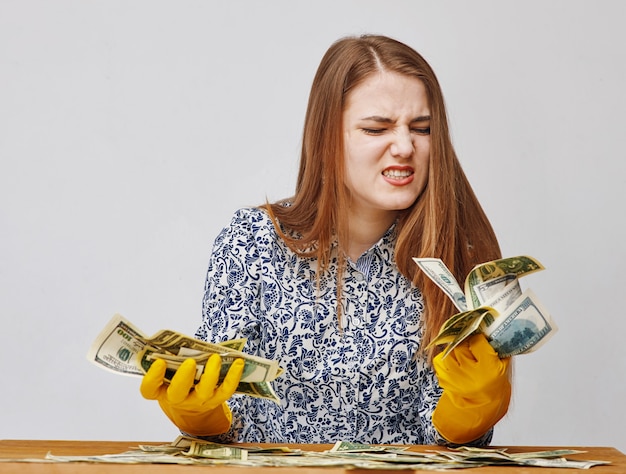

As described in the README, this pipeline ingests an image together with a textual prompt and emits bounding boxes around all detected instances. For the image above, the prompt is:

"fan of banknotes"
[86,314,283,402]
[413,255,557,358]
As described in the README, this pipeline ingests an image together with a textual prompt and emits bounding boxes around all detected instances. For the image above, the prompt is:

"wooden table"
[0,440,624,473]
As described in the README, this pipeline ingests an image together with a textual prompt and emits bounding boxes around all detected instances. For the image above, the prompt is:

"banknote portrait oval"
[117,347,132,362]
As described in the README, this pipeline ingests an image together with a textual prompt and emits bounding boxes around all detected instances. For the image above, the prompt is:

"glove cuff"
[433,383,511,444]
[160,401,233,437]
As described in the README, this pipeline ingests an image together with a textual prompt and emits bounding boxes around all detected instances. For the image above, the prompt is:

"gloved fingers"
[140,358,167,400]
[167,358,198,405]
[434,339,470,374]
[453,335,484,365]
[435,336,491,392]
[446,334,498,369]
[467,334,510,375]
[194,354,222,402]
[434,358,464,393]
[468,333,498,359]
[433,350,459,385]
[433,351,448,374]
[211,358,245,404]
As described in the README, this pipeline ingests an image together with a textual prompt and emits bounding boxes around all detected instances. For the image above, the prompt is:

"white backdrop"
[1,0,625,451]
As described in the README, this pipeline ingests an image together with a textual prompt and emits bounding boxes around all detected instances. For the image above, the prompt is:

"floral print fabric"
[196,207,491,445]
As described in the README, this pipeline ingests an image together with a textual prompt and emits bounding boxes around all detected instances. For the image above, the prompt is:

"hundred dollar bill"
[139,330,279,384]
[446,446,607,469]
[184,442,248,460]
[425,307,497,357]
[465,256,545,309]
[235,380,280,401]
[472,273,518,307]
[428,288,556,358]
[412,258,468,312]
[87,314,282,401]
[482,279,522,315]
[484,289,557,357]
[329,441,389,453]
[86,315,150,378]
[415,256,544,312]
[416,255,556,358]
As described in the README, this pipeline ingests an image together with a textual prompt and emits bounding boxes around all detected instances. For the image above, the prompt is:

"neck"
[345,209,397,261]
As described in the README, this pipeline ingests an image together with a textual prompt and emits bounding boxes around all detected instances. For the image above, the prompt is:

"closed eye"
[362,128,386,135]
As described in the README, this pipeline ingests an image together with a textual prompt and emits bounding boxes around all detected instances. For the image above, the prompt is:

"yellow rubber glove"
[432,333,511,444]
[140,354,244,436]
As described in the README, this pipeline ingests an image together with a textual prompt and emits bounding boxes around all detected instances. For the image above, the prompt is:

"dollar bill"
[137,337,277,384]
[425,307,498,358]
[87,314,282,401]
[481,279,522,315]
[484,289,557,357]
[412,258,468,312]
[234,381,280,401]
[447,446,607,469]
[184,442,248,460]
[36,439,610,469]
[86,316,149,377]
[465,256,545,309]
[415,255,556,358]
[434,279,523,357]
[471,273,518,307]
[329,441,389,453]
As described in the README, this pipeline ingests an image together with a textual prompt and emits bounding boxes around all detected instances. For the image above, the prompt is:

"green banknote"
[87,314,282,402]
[415,255,556,358]
[464,256,544,309]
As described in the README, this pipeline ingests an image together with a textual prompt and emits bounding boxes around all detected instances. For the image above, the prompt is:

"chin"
[387,197,420,211]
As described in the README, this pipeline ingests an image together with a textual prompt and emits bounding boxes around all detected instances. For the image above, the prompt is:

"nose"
[390,129,415,159]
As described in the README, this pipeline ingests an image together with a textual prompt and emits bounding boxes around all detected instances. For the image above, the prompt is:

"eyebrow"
[360,115,431,123]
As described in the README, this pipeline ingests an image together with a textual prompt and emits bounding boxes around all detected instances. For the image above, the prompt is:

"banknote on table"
[86,314,282,402]
[136,439,609,469]
[413,255,557,358]
[184,441,248,461]
[8,437,607,469]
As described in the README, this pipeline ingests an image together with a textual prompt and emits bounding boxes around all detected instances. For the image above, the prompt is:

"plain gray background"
[1,1,625,451]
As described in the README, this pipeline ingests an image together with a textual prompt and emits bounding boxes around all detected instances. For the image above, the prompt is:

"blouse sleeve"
[193,208,269,442]
[195,207,264,353]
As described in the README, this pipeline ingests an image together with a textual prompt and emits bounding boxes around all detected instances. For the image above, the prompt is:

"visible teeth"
[383,169,412,178]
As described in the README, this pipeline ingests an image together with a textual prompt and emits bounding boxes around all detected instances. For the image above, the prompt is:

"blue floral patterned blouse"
[195,207,492,445]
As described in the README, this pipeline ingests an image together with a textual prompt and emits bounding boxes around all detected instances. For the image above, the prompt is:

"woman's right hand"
[140,354,245,436]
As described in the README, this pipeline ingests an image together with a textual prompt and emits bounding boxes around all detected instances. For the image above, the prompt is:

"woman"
[141,34,511,446]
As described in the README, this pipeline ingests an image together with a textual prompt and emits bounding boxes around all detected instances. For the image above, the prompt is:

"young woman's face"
[342,71,430,220]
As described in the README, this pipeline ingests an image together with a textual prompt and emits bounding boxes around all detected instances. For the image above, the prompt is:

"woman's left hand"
[432,333,511,444]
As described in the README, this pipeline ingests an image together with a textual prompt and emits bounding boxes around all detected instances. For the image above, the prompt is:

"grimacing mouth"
[382,169,414,179]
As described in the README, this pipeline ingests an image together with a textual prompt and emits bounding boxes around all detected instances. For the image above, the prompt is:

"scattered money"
[86,314,282,402]
[184,441,248,461]
[413,255,557,358]
[35,438,610,470]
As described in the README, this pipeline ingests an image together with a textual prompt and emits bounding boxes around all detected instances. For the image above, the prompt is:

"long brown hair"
[262,35,501,355]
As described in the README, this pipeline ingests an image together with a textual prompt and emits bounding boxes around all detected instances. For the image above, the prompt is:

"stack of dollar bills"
[87,314,283,402]
[413,255,557,358]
